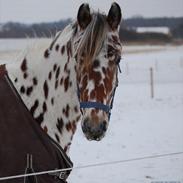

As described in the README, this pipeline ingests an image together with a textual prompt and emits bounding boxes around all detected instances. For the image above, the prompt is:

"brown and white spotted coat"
[6,25,81,153]
[6,2,122,154]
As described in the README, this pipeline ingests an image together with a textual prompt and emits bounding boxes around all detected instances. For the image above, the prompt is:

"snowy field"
[69,45,183,183]
[0,39,183,183]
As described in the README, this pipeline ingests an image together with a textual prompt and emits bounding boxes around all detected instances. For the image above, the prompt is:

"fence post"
[126,63,129,75]
[150,67,154,99]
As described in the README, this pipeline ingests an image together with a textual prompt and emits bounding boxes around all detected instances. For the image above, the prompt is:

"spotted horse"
[0,2,122,182]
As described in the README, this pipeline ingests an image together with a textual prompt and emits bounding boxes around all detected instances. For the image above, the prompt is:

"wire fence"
[0,151,183,181]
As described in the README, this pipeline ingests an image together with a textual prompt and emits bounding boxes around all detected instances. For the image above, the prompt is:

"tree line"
[0,17,182,42]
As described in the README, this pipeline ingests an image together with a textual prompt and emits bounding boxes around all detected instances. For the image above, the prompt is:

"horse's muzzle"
[81,118,108,141]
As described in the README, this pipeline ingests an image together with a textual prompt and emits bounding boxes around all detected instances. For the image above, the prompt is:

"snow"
[0,38,50,61]
[0,38,40,52]
[0,39,183,182]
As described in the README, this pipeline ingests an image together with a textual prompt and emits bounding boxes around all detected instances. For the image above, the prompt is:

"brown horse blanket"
[0,65,73,183]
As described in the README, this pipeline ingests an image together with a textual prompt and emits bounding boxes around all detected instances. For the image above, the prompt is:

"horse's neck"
[6,29,81,154]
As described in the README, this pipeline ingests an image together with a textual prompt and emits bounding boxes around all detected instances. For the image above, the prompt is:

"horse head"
[73,3,122,141]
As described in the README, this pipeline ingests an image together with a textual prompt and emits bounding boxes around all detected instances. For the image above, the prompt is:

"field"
[0,39,183,183]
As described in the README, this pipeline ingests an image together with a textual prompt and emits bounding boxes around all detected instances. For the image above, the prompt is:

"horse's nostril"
[100,121,107,132]
[82,118,90,132]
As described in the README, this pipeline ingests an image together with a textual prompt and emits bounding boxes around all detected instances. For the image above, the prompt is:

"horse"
[0,2,122,182]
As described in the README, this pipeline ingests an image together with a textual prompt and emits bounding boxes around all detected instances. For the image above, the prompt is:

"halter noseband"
[78,82,118,120]
[80,102,111,113]
[80,101,112,118]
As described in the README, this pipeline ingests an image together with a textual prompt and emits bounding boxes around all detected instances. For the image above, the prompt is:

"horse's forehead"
[80,57,116,88]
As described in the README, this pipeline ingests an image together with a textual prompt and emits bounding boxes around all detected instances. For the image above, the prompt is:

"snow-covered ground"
[0,39,183,183]
[69,46,183,183]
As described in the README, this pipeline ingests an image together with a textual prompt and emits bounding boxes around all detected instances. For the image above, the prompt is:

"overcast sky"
[0,0,183,23]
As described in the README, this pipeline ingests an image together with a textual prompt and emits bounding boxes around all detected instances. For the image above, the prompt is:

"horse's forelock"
[75,13,108,67]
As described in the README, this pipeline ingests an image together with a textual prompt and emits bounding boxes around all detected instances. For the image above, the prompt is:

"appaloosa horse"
[0,2,122,182]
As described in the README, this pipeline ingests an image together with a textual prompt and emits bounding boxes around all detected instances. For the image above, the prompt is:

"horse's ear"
[107,2,122,30]
[77,3,92,29]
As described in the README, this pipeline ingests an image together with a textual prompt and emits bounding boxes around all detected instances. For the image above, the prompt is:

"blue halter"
[80,101,111,113]
[78,66,120,120]
[78,85,117,120]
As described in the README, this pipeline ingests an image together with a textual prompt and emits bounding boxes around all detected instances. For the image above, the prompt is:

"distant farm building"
[136,27,170,35]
